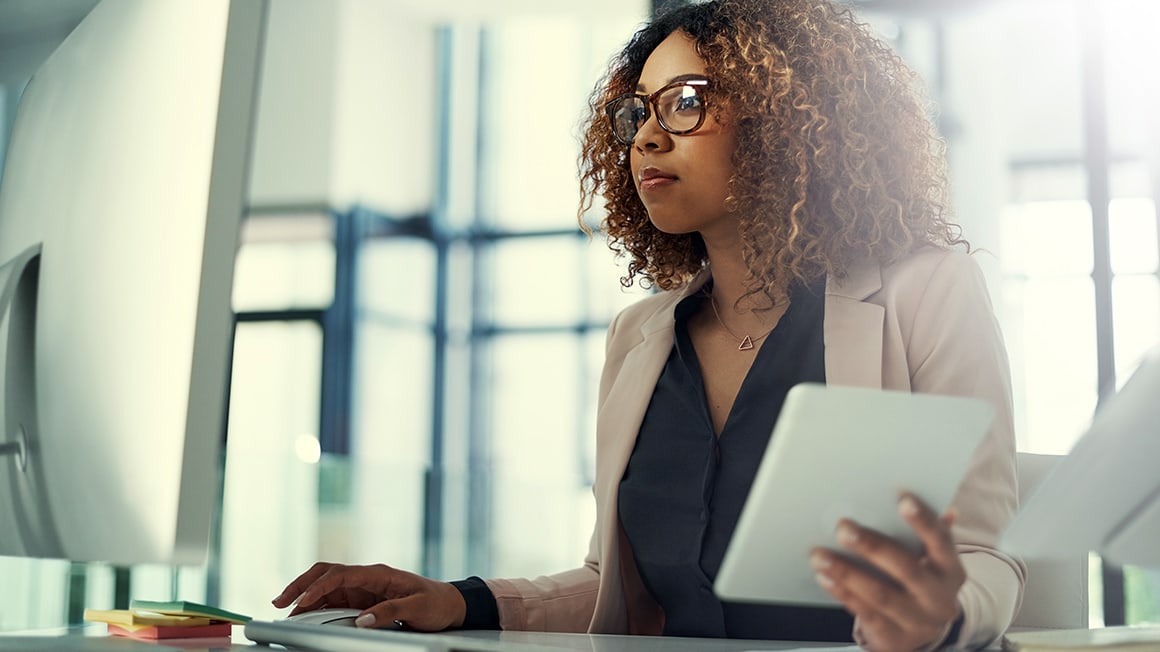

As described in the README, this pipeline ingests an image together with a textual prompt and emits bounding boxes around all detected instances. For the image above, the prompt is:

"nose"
[633,109,671,152]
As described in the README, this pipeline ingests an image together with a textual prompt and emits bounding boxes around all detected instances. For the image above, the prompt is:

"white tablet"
[713,383,994,606]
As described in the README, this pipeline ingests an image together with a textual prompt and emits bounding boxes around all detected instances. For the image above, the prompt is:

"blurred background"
[0,0,1157,633]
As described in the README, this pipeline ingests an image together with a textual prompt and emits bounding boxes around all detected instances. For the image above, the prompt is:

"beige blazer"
[486,247,1026,649]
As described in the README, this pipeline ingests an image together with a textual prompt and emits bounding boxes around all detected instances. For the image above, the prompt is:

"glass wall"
[428,17,648,581]
[842,0,1160,626]
[211,10,649,623]
[865,0,1160,625]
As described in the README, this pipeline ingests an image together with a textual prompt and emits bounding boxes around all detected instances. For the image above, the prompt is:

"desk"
[1,623,852,652]
[452,631,846,651]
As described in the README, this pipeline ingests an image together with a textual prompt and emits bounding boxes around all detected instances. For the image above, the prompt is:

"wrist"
[939,609,966,649]
[446,581,467,628]
[918,608,965,652]
[449,576,500,630]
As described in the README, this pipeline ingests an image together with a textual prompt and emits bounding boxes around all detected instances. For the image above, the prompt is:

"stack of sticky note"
[84,599,250,640]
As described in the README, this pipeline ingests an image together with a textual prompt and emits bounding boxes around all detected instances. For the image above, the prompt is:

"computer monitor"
[0,0,266,566]
[1001,345,1160,568]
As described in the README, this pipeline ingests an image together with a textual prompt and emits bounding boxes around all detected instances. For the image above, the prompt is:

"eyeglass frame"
[604,78,712,146]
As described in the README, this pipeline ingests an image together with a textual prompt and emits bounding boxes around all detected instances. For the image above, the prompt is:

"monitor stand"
[0,243,64,557]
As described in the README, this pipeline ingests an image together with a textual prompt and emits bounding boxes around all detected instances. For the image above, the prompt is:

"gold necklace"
[708,295,776,351]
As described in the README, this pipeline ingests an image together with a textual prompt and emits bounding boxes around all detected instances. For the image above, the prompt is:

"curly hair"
[578,0,968,299]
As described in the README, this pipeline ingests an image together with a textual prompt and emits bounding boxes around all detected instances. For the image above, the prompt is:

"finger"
[815,545,959,652]
[810,548,921,629]
[899,493,958,568]
[826,518,965,621]
[814,557,946,652]
[357,594,433,631]
[838,593,909,651]
[288,600,328,617]
[812,559,913,652]
[272,562,335,608]
[294,566,387,615]
[832,519,926,591]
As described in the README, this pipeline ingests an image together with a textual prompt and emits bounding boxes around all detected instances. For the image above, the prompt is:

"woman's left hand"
[810,493,965,652]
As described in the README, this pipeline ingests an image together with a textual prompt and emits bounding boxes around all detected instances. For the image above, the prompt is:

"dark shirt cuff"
[939,611,966,649]
[450,576,501,630]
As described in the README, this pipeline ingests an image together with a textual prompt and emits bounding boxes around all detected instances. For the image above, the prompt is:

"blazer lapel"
[824,258,885,389]
[595,274,708,492]
[589,275,706,633]
[596,323,674,485]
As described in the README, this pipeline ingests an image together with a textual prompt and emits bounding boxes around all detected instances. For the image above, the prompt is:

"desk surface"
[1,623,855,652]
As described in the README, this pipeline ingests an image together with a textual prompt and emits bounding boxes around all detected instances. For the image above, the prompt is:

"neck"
[701,234,779,313]
[698,229,790,351]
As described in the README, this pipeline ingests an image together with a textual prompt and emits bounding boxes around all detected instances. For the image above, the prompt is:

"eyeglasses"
[604,78,711,146]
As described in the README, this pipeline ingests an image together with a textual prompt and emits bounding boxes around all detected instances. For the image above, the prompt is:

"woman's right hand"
[271,562,468,631]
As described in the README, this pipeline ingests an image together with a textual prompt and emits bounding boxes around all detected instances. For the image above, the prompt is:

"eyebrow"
[636,73,709,93]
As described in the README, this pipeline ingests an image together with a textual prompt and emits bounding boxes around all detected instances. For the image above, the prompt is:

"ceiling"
[0,0,1006,52]
[0,0,1003,84]
[0,0,645,45]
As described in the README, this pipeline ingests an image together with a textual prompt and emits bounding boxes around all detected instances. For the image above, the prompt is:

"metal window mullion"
[421,25,457,581]
[466,24,495,577]
[466,239,494,577]
[319,208,360,456]
[65,563,86,624]
[1080,1,1125,627]
[1082,9,1116,405]
[423,235,450,579]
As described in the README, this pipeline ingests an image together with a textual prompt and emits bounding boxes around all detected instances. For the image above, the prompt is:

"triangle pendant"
[738,335,755,351]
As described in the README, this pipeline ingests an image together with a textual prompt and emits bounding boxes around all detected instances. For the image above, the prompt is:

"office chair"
[1009,452,1089,630]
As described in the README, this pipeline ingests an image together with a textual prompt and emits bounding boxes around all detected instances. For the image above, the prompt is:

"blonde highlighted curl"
[578,0,968,299]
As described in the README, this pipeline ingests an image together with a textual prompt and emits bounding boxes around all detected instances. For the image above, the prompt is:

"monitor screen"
[0,0,266,565]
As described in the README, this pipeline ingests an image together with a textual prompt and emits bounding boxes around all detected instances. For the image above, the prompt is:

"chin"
[645,210,700,236]
[647,217,693,235]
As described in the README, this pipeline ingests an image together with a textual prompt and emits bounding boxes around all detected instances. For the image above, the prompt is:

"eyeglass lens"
[611,83,705,145]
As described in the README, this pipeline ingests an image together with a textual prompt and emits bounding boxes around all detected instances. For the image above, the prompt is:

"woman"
[272,1,1025,650]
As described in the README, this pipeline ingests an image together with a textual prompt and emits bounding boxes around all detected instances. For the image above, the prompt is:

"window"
[923,0,1159,625]
[430,16,648,580]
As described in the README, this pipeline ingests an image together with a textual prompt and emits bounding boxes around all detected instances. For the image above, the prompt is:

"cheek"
[691,146,731,196]
[709,144,736,197]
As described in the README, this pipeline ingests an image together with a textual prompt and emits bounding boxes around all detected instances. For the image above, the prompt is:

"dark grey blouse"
[454,281,851,639]
[616,282,854,641]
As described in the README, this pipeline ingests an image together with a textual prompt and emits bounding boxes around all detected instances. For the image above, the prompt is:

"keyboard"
[243,619,557,651]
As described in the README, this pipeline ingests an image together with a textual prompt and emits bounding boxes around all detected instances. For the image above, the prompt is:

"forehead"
[637,31,705,92]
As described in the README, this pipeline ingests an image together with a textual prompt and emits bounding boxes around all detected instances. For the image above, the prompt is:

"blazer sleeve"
[482,308,632,632]
[483,549,600,632]
[899,251,1028,649]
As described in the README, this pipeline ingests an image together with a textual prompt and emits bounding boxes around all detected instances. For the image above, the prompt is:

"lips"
[639,166,678,191]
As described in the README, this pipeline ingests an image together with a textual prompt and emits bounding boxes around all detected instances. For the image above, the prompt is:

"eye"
[673,92,703,114]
